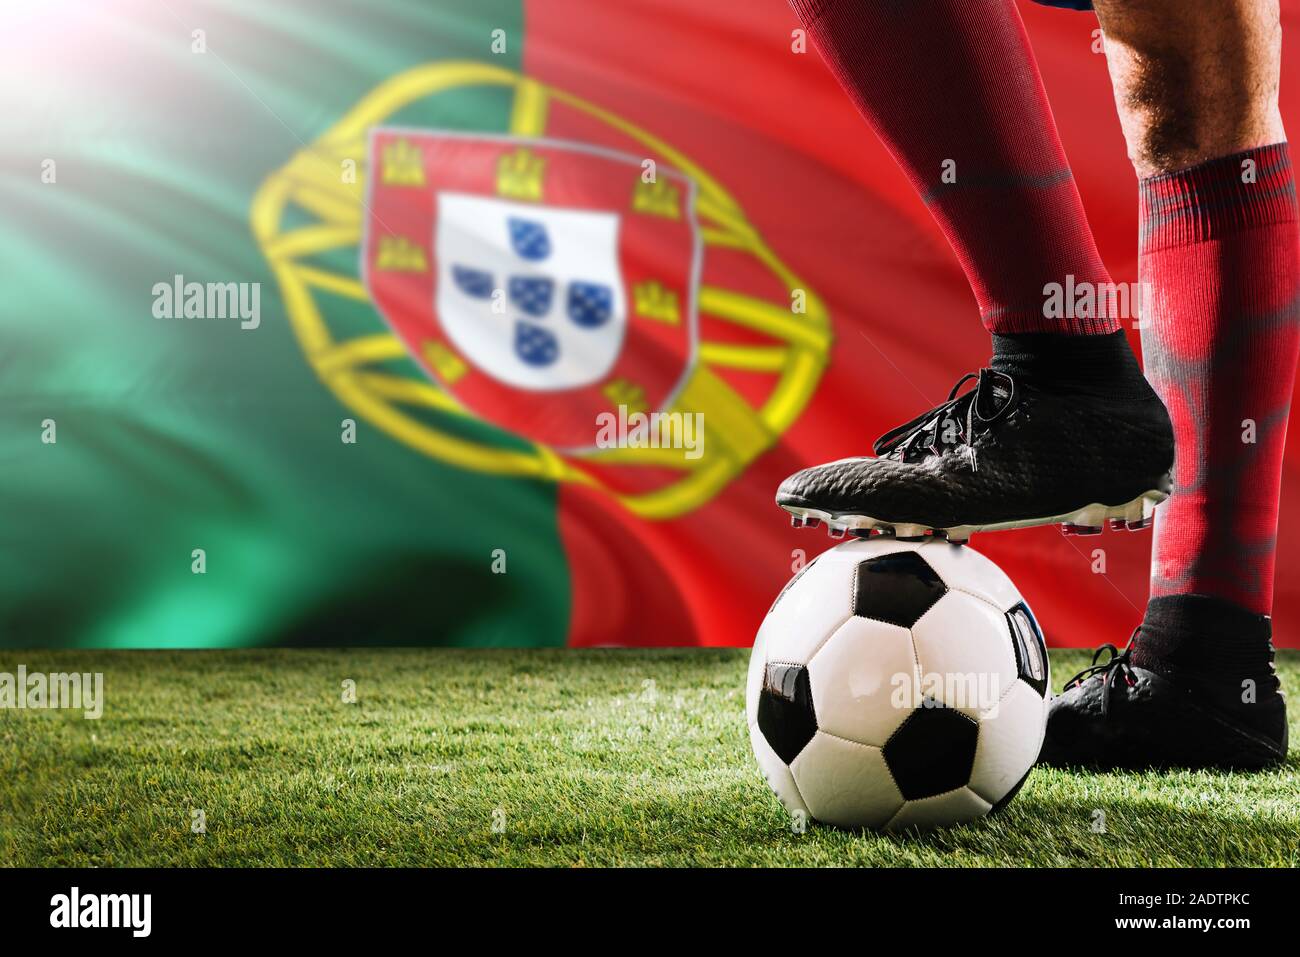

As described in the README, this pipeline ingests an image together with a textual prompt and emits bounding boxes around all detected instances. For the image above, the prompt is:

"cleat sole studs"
[781,486,1169,540]
[1060,523,1103,536]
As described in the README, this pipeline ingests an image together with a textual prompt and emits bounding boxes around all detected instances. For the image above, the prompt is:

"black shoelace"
[1063,628,1140,717]
[872,369,1017,470]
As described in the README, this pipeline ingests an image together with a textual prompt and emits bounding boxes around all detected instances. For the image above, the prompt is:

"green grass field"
[1,649,1297,867]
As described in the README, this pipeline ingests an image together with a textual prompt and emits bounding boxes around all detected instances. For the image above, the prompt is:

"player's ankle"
[989,329,1153,399]
[1132,594,1280,698]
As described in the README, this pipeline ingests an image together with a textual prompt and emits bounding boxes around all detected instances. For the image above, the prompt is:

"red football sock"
[790,0,1118,335]
[1141,144,1300,614]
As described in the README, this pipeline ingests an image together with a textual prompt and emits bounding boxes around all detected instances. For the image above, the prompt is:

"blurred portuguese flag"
[3,0,1299,647]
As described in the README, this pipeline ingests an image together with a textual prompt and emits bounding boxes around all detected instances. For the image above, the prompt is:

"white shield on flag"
[434,192,628,391]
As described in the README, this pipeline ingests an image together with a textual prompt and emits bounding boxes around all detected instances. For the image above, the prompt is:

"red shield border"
[363,129,700,452]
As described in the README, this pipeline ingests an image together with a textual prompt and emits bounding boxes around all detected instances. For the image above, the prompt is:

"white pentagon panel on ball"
[908,589,1018,720]
[912,539,1025,611]
[969,679,1049,807]
[748,721,810,820]
[745,627,768,726]
[806,615,918,748]
[884,786,991,834]
[756,554,856,666]
[789,731,904,830]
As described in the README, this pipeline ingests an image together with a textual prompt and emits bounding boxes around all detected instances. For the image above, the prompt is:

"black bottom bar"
[1,867,1291,942]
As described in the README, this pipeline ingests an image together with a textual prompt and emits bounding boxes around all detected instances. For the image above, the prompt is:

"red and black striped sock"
[789,0,1118,335]
[1139,144,1300,629]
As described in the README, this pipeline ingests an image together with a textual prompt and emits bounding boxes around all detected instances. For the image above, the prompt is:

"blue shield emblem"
[514,321,559,367]
[567,282,614,328]
[509,276,555,317]
[452,265,494,300]
[508,218,552,261]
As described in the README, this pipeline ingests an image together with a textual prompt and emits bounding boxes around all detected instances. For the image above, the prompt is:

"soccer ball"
[747,537,1049,832]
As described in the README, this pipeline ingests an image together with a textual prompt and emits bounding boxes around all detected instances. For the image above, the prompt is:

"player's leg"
[1092,0,1285,177]
[779,0,1173,541]
[1043,0,1297,769]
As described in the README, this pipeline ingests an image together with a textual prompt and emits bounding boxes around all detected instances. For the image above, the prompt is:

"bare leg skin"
[1093,0,1285,176]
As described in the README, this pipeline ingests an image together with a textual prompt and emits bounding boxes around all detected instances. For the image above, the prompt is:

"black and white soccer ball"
[747,537,1049,832]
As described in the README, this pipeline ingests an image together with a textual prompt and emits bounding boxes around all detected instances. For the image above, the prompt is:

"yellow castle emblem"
[381,138,425,187]
[632,177,681,219]
[497,147,546,201]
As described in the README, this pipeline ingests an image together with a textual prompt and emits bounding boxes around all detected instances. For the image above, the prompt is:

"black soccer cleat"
[777,366,1174,543]
[1038,633,1289,771]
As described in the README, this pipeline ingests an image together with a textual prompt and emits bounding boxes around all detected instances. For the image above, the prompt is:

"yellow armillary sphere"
[251,61,830,519]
